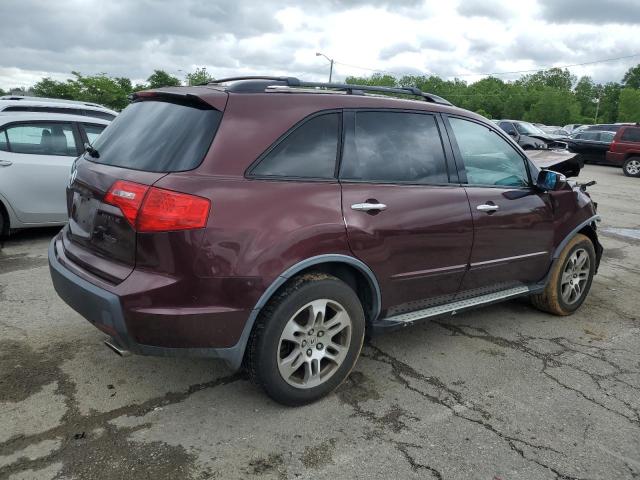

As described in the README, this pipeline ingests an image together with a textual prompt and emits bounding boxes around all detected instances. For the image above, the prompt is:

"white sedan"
[0,112,110,234]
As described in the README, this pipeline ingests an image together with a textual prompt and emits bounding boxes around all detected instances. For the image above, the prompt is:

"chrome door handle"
[0,160,12,167]
[351,202,387,212]
[477,204,499,212]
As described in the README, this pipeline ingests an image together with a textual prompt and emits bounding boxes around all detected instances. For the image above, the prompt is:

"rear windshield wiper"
[84,142,100,158]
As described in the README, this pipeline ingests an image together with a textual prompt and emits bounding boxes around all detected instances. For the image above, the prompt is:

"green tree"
[186,68,214,86]
[574,76,597,121]
[617,88,640,122]
[32,77,80,99]
[525,87,580,125]
[0,87,6,96]
[598,82,621,123]
[146,69,181,89]
[32,72,133,110]
[622,64,640,89]
[518,68,575,91]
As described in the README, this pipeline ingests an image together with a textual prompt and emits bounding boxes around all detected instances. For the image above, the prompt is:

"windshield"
[89,99,222,172]
[515,122,546,136]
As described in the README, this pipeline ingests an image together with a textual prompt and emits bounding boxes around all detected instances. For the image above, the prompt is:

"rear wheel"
[531,233,595,316]
[0,206,7,239]
[246,273,365,406]
[623,157,640,177]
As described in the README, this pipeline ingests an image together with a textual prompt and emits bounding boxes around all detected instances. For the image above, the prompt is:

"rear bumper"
[605,151,625,166]
[48,235,251,370]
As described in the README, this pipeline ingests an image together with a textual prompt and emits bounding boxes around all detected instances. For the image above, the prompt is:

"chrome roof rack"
[208,76,453,106]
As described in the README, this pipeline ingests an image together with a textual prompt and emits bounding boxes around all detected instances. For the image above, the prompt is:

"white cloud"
[1,0,639,90]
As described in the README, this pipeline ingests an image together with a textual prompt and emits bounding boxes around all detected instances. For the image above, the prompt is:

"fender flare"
[222,254,381,370]
[552,215,600,259]
[533,214,601,292]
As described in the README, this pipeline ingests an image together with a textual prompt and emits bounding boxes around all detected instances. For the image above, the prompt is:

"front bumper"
[48,237,250,370]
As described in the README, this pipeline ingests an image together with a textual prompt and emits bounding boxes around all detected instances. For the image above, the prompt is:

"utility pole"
[316,52,334,83]
[594,97,600,124]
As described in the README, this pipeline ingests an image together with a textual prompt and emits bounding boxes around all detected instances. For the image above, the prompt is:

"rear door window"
[89,99,222,172]
[80,123,106,144]
[621,127,640,142]
[449,117,530,188]
[0,130,8,151]
[4,122,77,156]
[340,111,449,184]
[251,113,340,179]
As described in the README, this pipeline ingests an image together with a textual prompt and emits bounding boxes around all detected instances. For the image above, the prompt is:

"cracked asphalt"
[1,164,639,480]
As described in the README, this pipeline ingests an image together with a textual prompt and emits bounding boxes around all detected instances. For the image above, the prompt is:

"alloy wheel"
[625,159,640,176]
[560,248,591,305]
[277,299,352,389]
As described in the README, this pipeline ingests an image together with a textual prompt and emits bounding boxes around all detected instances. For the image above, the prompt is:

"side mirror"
[537,169,567,191]
[507,130,518,138]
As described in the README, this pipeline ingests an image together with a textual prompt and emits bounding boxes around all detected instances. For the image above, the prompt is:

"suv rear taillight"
[104,180,210,232]
[610,139,617,152]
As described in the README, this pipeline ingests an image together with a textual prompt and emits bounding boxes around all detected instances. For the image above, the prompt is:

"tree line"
[346,64,640,125]
[1,64,639,125]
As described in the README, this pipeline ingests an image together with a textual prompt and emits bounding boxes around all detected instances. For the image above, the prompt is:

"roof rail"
[209,76,453,106]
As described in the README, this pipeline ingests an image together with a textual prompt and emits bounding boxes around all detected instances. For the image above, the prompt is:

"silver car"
[0,111,110,234]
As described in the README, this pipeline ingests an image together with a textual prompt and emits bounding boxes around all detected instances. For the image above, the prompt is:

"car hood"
[526,150,582,178]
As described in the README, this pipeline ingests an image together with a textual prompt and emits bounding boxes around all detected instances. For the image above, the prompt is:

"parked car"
[563,124,584,134]
[582,123,633,133]
[534,124,567,135]
[0,112,110,235]
[495,120,568,149]
[564,130,616,165]
[49,78,602,405]
[0,96,117,121]
[605,124,640,177]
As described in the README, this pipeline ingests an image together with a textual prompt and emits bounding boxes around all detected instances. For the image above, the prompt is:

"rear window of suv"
[621,127,640,142]
[88,99,222,172]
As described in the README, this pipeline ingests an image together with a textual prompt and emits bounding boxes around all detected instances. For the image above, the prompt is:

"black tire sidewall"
[256,278,365,406]
[555,239,596,313]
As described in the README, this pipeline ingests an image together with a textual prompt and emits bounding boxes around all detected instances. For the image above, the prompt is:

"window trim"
[245,109,343,182]
[0,120,83,157]
[78,122,107,145]
[337,108,458,187]
[443,114,536,190]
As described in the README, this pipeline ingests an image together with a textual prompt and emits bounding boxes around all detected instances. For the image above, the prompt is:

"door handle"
[351,202,387,212]
[477,204,499,212]
[0,160,12,167]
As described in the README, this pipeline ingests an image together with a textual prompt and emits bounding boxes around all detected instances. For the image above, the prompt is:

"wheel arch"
[552,215,602,273]
[0,197,10,236]
[228,254,381,371]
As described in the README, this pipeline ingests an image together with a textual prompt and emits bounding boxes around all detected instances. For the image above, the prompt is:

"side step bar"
[104,338,131,357]
[375,285,531,330]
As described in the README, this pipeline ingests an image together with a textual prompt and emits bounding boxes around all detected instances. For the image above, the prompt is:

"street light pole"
[594,97,600,124]
[316,52,334,83]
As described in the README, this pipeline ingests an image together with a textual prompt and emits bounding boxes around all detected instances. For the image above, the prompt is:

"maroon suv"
[49,77,602,405]
[606,124,640,177]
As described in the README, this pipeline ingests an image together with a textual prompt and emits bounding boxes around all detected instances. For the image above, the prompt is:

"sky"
[1,0,640,90]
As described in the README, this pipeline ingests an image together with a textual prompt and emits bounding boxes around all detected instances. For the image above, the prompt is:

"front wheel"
[623,157,640,177]
[531,233,595,316]
[245,273,365,406]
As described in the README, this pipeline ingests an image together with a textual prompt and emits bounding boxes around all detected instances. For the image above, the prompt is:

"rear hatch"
[63,90,226,283]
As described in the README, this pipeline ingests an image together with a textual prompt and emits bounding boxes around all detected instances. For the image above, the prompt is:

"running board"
[375,285,531,330]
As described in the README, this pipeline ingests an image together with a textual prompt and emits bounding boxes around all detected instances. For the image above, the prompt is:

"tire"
[531,233,595,316]
[622,157,640,177]
[0,207,7,238]
[245,273,365,406]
